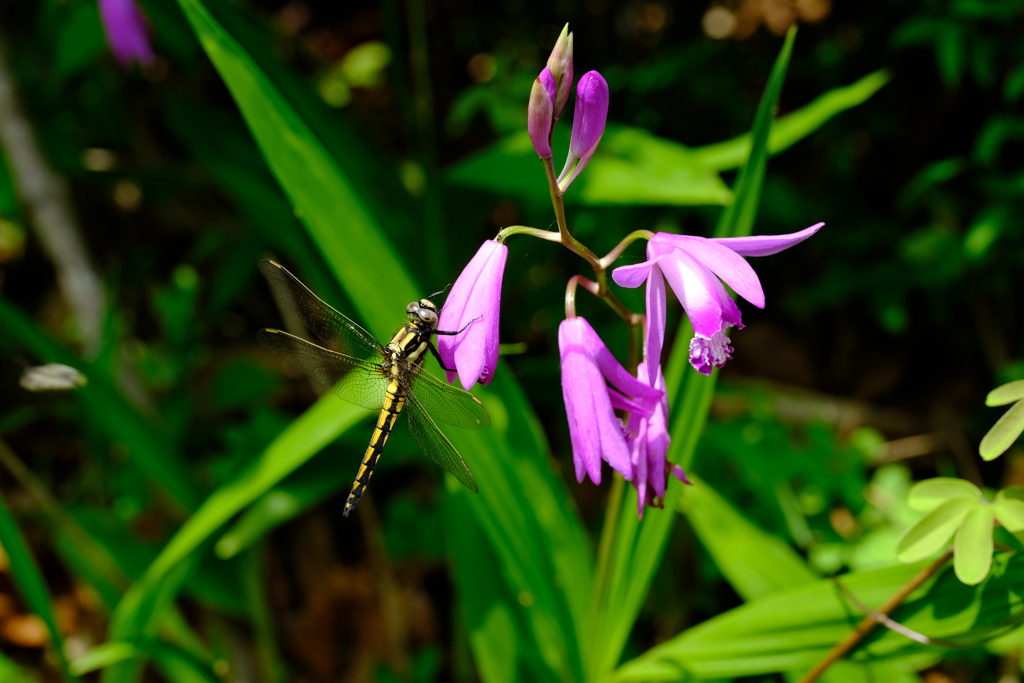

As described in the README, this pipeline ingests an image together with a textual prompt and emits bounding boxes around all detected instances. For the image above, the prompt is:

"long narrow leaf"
[678,475,817,600]
[613,552,1024,680]
[0,491,77,681]
[174,0,417,337]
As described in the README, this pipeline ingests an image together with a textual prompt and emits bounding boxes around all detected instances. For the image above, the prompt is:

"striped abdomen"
[343,378,406,517]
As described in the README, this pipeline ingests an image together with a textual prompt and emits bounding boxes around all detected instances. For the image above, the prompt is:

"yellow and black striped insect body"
[256,260,489,517]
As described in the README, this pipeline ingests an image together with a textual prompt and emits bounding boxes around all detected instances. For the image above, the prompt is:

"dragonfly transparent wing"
[405,392,478,492]
[404,367,490,430]
[257,329,386,412]
[258,259,383,361]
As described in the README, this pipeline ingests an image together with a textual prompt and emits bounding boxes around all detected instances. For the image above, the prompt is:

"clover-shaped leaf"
[980,381,1024,461]
[907,477,980,511]
[993,488,1024,531]
[896,497,978,563]
[954,506,994,585]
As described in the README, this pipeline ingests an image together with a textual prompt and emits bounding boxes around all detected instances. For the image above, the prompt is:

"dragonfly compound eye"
[418,308,438,325]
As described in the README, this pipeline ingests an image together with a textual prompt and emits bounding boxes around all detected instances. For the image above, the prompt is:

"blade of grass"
[174,0,417,338]
[0,489,77,682]
[586,27,798,683]
[692,69,890,172]
[0,651,39,683]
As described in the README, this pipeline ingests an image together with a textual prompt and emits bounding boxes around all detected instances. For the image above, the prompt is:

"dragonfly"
[256,259,490,517]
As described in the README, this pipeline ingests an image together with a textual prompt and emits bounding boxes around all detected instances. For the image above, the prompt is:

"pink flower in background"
[628,362,689,518]
[559,317,663,485]
[613,223,823,376]
[557,71,609,192]
[437,240,507,390]
[98,0,154,67]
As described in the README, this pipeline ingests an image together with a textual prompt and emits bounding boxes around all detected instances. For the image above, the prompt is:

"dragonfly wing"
[406,367,491,429]
[405,393,478,493]
[257,329,386,412]
[258,259,383,361]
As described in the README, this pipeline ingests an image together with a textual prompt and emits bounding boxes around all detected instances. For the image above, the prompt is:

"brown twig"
[797,549,954,683]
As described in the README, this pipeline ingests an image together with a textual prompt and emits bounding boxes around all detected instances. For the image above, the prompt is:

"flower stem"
[796,549,954,683]
[599,230,654,270]
[542,156,599,267]
[495,225,561,243]
[565,275,599,319]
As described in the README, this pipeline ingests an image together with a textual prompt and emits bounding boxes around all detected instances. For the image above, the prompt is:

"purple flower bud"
[437,240,508,390]
[98,0,154,68]
[556,71,609,192]
[528,68,557,158]
[546,24,574,119]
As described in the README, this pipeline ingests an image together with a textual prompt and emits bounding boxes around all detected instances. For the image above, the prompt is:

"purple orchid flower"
[628,362,689,518]
[559,317,664,485]
[613,223,824,377]
[528,68,557,158]
[98,0,154,67]
[437,240,508,390]
[557,71,608,192]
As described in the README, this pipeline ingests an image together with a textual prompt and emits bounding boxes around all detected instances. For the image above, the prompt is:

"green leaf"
[907,477,980,511]
[174,0,417,339]
[72,642,144,675]
[613,553,1024,680]
[75,638,220,683]
[0,491,77,682]
[52,1,106,82]
[446,374,593,683]
[678,476,817,601]
[986,380,1024,406]
[896,497,978,563]
[0,650,37,683]
[214,444,351,558]
[992,494,1024,532]
[980,399,1024,461]
[954,506,995,585]
[576,126,732,205]
[103,396,360,682]
[691,68,890,172]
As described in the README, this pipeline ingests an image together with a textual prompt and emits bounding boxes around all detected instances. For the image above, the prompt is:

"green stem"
[599,230,654,270]
[496,225,561,243]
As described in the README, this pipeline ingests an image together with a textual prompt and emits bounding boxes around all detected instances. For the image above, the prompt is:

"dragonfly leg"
[433,316,482,336]
[428,342,457,373]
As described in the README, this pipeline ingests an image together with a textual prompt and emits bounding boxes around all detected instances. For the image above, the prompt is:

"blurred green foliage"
[0,0,1022,681]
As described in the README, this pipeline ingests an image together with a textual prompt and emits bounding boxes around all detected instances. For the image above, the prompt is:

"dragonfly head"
[407,299,439,327]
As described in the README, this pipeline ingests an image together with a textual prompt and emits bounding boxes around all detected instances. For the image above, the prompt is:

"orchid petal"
[657,248,726,340]
[611,260,655,289]
[711,222,824,257]
[653,233,765,308]
[645,266,667,385]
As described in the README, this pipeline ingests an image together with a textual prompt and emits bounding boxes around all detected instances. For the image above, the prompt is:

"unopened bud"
[528,68,556,158]
[546,24,574,119]
[557,70,608,192]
